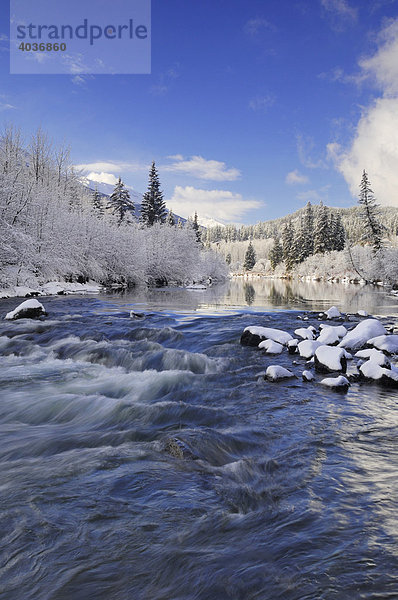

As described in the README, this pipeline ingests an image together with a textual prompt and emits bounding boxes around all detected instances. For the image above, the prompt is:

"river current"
[0,279,397,599]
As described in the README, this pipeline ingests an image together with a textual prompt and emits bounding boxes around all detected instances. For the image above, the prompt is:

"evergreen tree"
[314,202,330,254]
[282,221,296,271]
[141,161,167,226]
[225,253,232,265]
[358,170,383,253]
[192,212,202,245]
[167,209,175,226]
[243,241,256,271]
[334,213,346,251]
[268,237,283,270]
[301,201,314,257]
[108,177,133,224]
[177,218,183,229]
[92,186,104,217]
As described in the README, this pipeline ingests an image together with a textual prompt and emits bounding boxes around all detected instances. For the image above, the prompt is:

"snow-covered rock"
[314,345,347,373]
[339,319,387,351]
[258,339,284,354]
[294,327,314,340]
[298,340,322,359]
[288,339,299,354]
[324,306,341,319]
[241,326,293,347]
[320,376,350,391]
[186,284,207,290]
[359,361,398,387]
[41,282,66,295]
[367,334,398,355]
[355,348,390,367]
[319,324,347,338]
[302,370,314,382]
[317,327,340,346]
[265,365,295,381]
[357,310,369,317]
[5,299,47,320]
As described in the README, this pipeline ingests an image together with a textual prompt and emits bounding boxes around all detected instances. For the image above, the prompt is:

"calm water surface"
[0,279,397,600]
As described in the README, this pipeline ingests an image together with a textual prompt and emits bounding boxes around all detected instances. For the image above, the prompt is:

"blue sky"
[1,0,398,224]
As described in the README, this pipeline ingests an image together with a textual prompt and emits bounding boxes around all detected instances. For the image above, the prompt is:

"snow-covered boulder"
[357,310,369,317]
[241,326,293,347]
[258,339,284,354]
[41,282,66,295]
[5,299,47,321]
[355,348,390,368]
[130,311,145,319]
[302,370,314,382]
[359,361,398,387]
[367,334,398,355]
[324,306,341,319]
[320,376,350,391]
[314,345,347,373]
[317,327,340,346]
[339,319,387,351]
[265,365,295,381]
[298,340,322,359]
[288,339,299,354]
[319,324,347,338]
[294,327,314,340]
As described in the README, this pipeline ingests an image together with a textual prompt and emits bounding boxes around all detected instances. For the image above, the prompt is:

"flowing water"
[0,279,398,600]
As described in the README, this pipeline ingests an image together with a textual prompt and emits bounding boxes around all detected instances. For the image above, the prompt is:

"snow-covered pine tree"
[192,212,202,245]
[140,161,167,226]
[334,213,346,251]
[243,241,256,271]
[225,253,232,265]
[302,201,314,257]
[268,237,283,270]
[108,177,133,224]
[282,221,296,271]
[358,170,383,253]
[314,202,330,254]
[167,209,175,226]
[92,186,104,217]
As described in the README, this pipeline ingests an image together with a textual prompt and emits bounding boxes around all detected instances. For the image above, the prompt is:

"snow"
[325,306,341,319]
[320,376,350,389]
[5,299,46,320]
[294,327,314,340]
[319,324,347,338]
[359,361,398,383]
[315,345,346,371]
[317,327,340,346]
[186,284,207,290]
[298,340,322,359]
[288,339,298,348]
[367,334,398,354]
[244,326,293,345]
[302,370,314,381]
[265,365,295,381]
[258,339,284,354]
[355,348,390,367]
[339,319,387,351]
[357,310,369,317]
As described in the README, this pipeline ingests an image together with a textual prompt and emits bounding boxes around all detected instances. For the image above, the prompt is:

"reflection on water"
[103,277,398,315]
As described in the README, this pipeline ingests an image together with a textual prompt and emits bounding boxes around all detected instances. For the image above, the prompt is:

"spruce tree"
[140,161,167,226]
[108,177,133,224]
[282,221,296,271]
[167,209,175,226]
[334,213,346,251]
[314,202,330,254]
[268,237,283,270]
[302,201,314,257]
[358,170,383,253]
[243,241,256,271]
[192,212,202,245]
[92,186,104,217]
[225,253,232,266]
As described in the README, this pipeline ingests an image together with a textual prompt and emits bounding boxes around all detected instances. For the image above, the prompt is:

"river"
[0,278,397,599]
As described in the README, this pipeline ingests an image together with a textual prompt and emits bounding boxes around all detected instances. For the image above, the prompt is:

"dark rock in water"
[240,330,262,346]
[164,438,197,460]
[5,300,47,321]
[130,311,145,319]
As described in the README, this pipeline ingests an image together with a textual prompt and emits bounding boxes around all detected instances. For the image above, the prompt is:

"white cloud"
[297,185,331,202]
[285,170,309,185]
[248,94,275,112]
[163,155,241,181]
[86,171,118,186]
[328,18,398,207]
[0,102,16,112]
[168,186,262,222]
[297,134,327,169]
[244,18,275,36]
[320,0,358,28]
